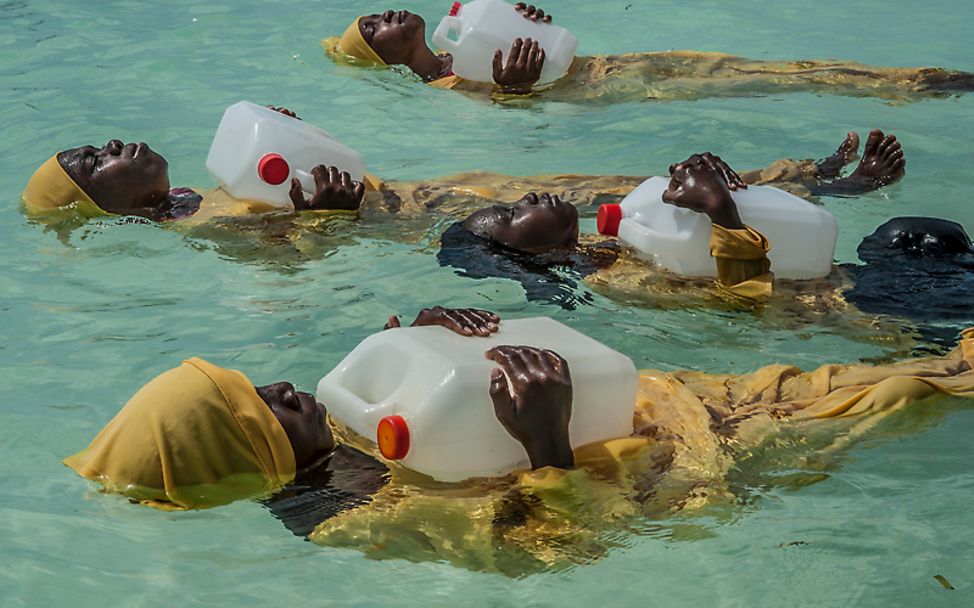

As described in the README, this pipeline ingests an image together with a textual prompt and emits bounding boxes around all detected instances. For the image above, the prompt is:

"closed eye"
[85,151,98,174]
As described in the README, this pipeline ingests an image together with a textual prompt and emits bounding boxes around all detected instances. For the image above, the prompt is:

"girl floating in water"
[64,307,974,574]
[324,5,974,103]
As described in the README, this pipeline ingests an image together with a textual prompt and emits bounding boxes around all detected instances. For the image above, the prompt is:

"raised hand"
[492,38,545,94]
[663,153,745,229]
[485,345,574,470]
[848,129,906,187]
[289,165,365,212]
[514,2,553,23]
[385,307,500,336]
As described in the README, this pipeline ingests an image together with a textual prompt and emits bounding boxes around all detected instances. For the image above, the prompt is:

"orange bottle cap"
[377,415,410,460]
[597,204,623,236]
[258,153,290,186]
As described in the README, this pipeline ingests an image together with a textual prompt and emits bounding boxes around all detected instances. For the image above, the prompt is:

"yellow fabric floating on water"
[323,18,387,67]
[22,155,106,218]
[180,181,378,226]
[63,358,296,510]
[710,224,774,300]
[429,74,464,89]
[311,334,974,573]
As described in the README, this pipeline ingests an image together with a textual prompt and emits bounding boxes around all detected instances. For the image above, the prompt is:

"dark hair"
[436,223,617,311]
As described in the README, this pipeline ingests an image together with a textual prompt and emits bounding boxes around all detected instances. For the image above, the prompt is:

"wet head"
[359,10,428,64]
[859,217,974,262]
[462,193,579,254]
[256,382,335,470]
[663,156,727,206]
[58,140,170,215]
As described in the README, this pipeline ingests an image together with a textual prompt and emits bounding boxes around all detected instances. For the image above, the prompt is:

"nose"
[382,10,395,21]
[281,385,302,412]
[105,140,123,155]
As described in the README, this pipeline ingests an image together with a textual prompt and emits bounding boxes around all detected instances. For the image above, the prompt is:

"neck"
[408,47,448,81]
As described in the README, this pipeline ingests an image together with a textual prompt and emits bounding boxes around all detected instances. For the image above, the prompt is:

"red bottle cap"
[257,153,290,186]
[449,2,461,16]
[377,415,410,460]
[597,204,623,236]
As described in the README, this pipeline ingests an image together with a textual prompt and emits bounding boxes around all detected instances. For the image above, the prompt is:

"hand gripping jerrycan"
[432,0,579,85]
[205,101,366,207]
[317,317,638,482]
[597,177,838,280]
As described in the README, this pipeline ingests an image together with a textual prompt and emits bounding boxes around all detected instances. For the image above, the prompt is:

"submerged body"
[434,50,974,104]
[326,10,974,104]
[62,301,974,574]
[293,331,974,575]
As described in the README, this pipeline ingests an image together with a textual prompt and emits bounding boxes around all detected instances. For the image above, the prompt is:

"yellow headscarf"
[22,155,106,217]
[64,358,296,510]
[323,17,388,66]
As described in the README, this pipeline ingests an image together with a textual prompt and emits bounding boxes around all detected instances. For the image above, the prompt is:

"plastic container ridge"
[206,101,366,207]
[432,0,579,85]
[599,177,838,280]
[317,318,638,482]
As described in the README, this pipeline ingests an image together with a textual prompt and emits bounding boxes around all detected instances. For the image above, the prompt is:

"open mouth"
[396,10,407,24]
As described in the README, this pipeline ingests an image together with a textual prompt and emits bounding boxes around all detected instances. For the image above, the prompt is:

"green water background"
[1,0,973,605]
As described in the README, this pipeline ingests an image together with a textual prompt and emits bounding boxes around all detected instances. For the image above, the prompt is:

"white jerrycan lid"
[603,176,838,280]
[317,317,638,482]
[205,101,366,207]
[431,0,579,85]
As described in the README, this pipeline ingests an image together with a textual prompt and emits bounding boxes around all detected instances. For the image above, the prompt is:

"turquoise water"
[2,0,974,605]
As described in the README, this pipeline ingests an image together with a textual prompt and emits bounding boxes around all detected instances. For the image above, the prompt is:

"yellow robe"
[431,51,972,104]
[309,331,974,574]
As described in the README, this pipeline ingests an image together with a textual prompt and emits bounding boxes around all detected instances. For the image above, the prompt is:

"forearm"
[523,434,575,470]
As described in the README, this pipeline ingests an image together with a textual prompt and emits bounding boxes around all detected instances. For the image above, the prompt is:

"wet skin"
[808,129,906,196]
[290,165,365,211]
[58,140,170,218]
[486,345,575,470]
[462,192,579,254]
[359,10,444,78]
[514,3,554,23]
[663,153,746,229]
[384,306,501,336]
[359,9,544,89]
[256,383,335,470]
[257,308,501,471]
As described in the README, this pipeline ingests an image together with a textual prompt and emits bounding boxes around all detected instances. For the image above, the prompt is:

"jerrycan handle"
[292,168,315,195]
[432,15,464,53]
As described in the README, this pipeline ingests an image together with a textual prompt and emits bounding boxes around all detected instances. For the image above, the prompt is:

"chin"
[406,12,425,27]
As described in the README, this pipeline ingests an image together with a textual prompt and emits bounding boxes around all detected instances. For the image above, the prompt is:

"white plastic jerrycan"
[432,0,579,85]
[205,101,366,207]
[597,177,838,280]
[317,317,637,482]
